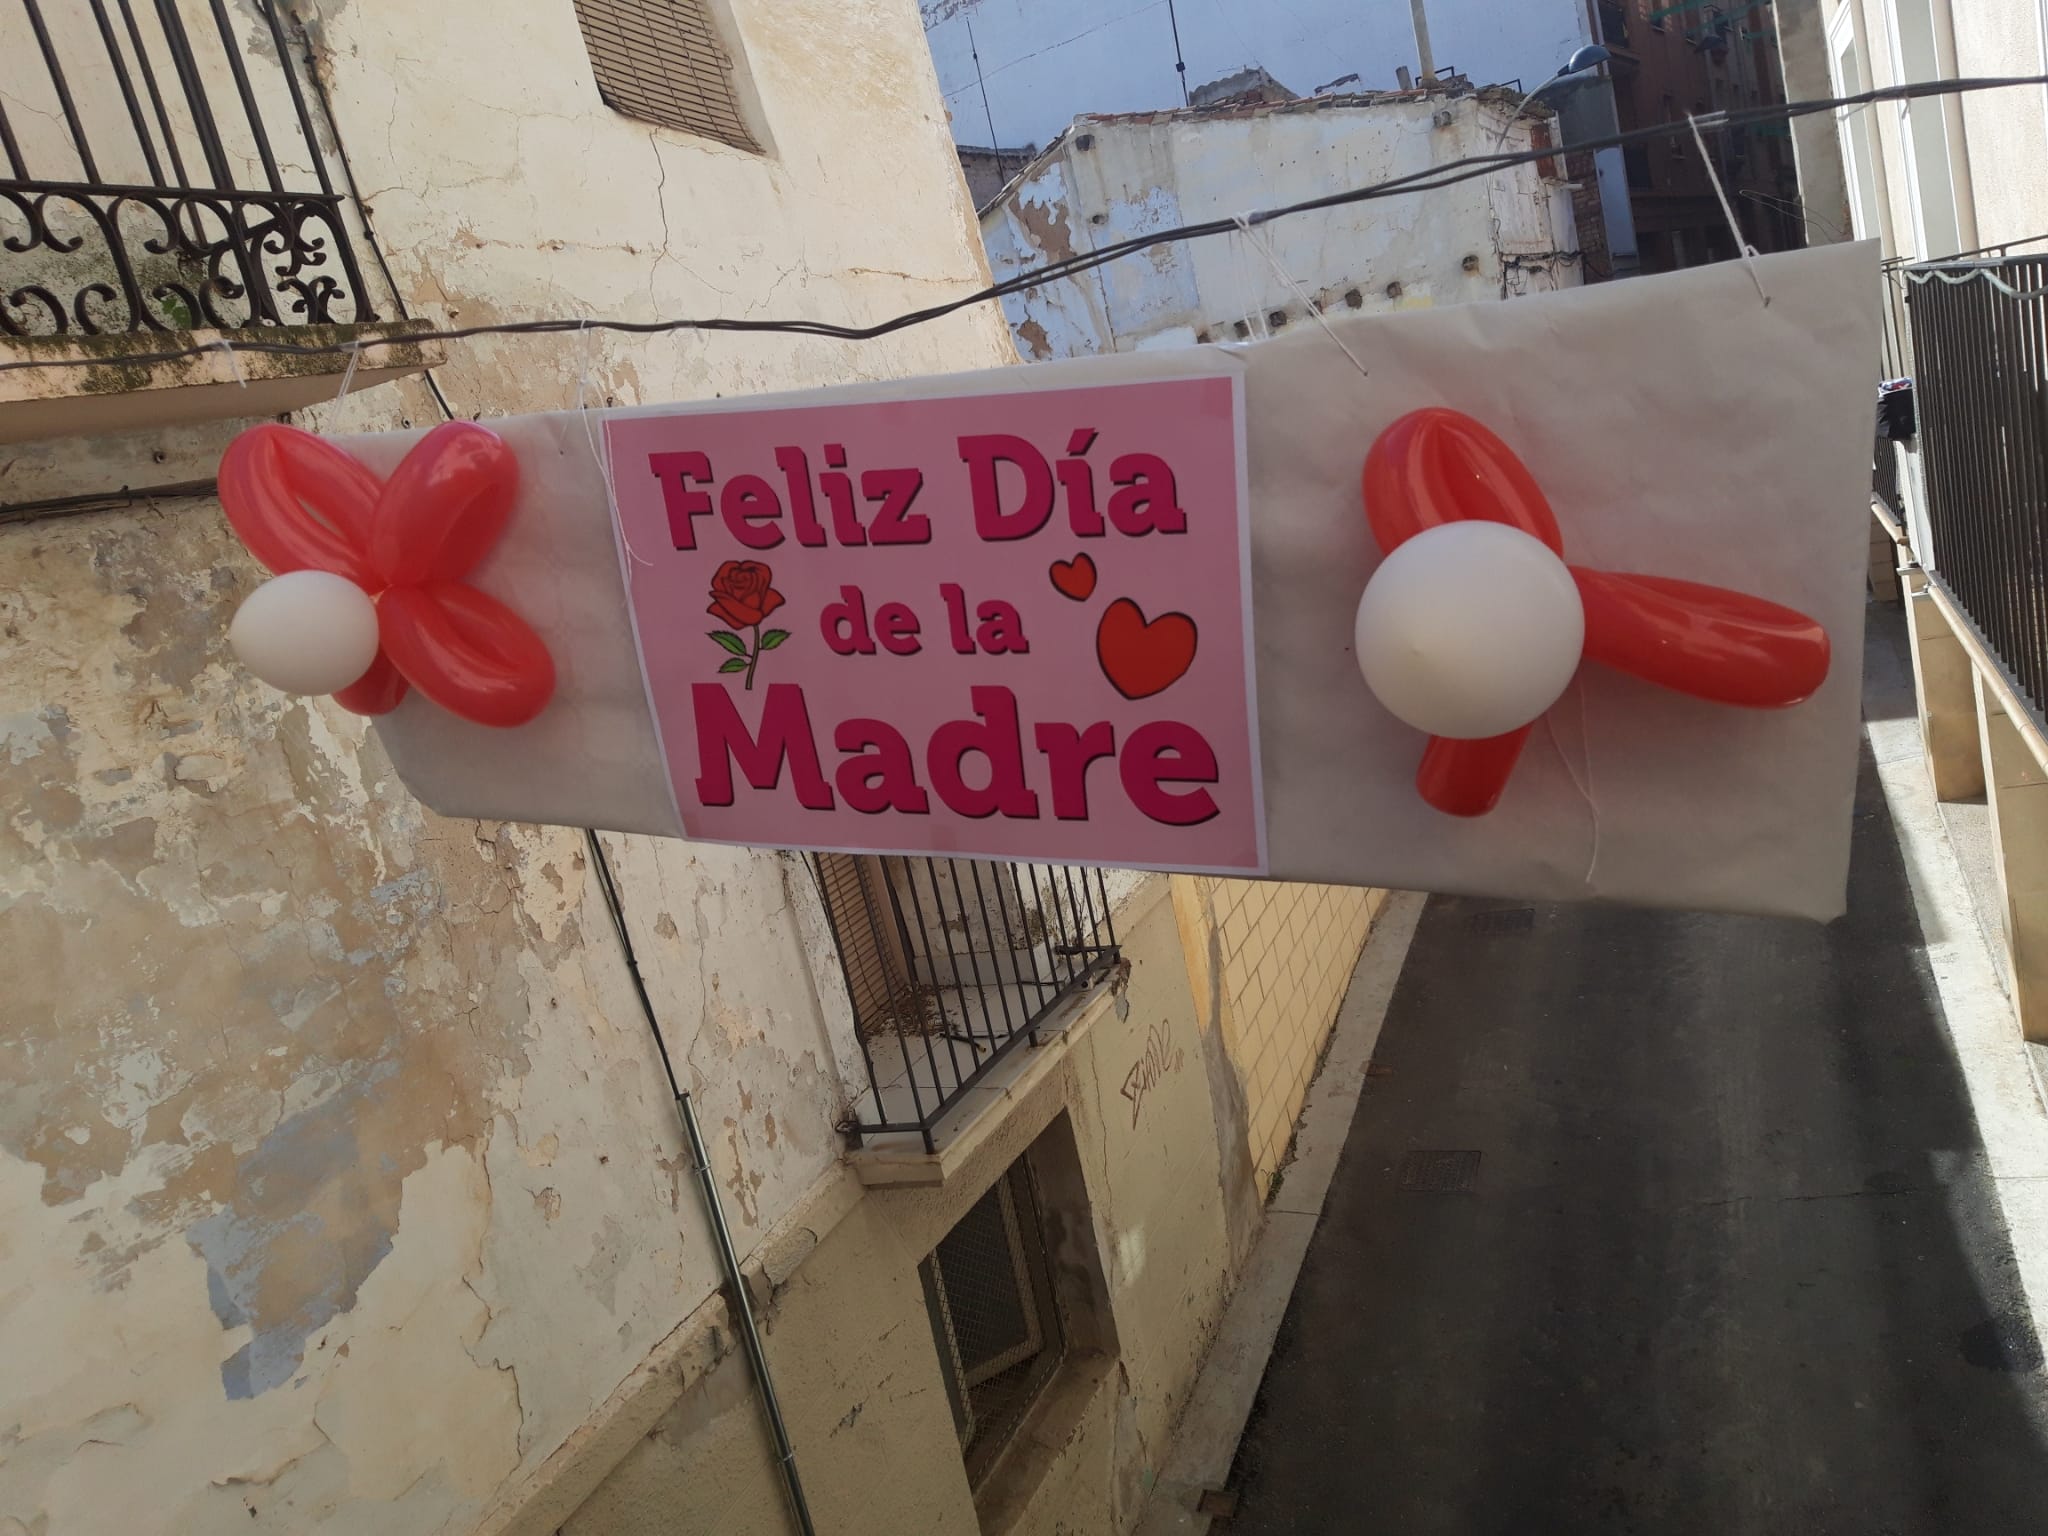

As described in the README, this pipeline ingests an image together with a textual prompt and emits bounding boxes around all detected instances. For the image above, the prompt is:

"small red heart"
[1096,598,1197,700]
[1050,553,1097,601]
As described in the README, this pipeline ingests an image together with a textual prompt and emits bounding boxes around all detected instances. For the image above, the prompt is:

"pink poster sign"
[603,369,1263,873]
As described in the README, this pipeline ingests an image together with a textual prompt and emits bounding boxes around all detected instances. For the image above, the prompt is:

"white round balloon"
[229,570,381,697]
[1354,521,1585,739]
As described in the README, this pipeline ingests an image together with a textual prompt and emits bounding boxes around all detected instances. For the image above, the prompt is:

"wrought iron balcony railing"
[814,855,1121,1154]
[1,0,378,338]
[1905,253,2048,736]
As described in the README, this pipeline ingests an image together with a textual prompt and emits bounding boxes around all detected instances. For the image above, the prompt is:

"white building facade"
[983,90,1584,360]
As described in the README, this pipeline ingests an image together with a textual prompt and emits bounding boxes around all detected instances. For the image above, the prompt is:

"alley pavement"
[1221,609,2048,1534]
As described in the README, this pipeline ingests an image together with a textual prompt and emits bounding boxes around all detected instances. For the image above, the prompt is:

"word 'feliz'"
[651,430,1188,548]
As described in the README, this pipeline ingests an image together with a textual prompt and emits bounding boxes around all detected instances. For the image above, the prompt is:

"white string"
[1231,213,1370,379]
[571,317,654,569]
[1544,680,1601,888]
[1689,114,1771,308]
[211,336,246,387]
[334,339,362,403]
[1227,222,1268,344]
[1906,265,2048,300]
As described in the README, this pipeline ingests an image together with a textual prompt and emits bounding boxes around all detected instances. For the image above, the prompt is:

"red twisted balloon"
[1363,409,1830,817]
[218,421,554,728]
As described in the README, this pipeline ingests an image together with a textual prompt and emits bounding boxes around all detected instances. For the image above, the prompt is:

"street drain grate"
[1398,1149,1482,1192]
[1466,907,1535,935]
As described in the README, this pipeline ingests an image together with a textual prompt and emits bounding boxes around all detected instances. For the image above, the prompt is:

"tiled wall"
[1178,879,1385,1197]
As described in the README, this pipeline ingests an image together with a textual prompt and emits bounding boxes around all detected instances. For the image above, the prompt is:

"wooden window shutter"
[572,0,759,151]
[812,855,913,1035]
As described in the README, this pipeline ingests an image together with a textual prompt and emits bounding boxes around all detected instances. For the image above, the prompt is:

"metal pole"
[677,1088,818,1536]
[586,832,818,1536]
[1409,0,1437,83]
[1493,68,1568,151]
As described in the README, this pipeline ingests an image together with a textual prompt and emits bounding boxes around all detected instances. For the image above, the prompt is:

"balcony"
[1883,250,2048,1045]
[1901,254,2048,735]
[1,0,435,441]
[814,854,1123,1157]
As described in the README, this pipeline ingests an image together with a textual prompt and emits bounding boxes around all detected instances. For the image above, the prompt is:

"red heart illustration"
[1096,598,1197,700]
[1050,553,1097,601]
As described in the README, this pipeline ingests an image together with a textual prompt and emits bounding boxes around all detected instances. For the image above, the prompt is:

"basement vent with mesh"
[571,0,759,151]
[920,1159,1066,1487]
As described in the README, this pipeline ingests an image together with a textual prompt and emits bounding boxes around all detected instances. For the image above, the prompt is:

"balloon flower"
[1353,408,1829,817]
[218,422,555,728]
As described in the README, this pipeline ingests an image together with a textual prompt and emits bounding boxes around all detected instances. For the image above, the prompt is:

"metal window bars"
[1,0,378,337]
[1905,252,2048,740]
[918,1159,1064,1487]
[813,854,1121,1154]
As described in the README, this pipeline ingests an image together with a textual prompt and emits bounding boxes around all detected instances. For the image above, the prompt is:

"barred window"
[571,0,759,151]
[920,1159,1065,1486]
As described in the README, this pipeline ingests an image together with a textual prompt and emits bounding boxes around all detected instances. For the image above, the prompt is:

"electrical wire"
[5,73,2043,377]
[964,13,1004,180]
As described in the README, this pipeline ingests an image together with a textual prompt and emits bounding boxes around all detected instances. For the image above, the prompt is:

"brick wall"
[1567,149,1613,282]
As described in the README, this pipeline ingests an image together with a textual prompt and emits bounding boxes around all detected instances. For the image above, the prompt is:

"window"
[572,0,758,151]
[1599,0,1630,48]
[1886,0,1964,255]
[921,1158,1065,1488]
[1830,22,1884,242]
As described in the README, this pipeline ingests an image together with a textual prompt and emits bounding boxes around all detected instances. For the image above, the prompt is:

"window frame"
[570,0,763,152]
[919,1157,1067,1488]
[1882,0,1964,257]
[1827,9,1885,246]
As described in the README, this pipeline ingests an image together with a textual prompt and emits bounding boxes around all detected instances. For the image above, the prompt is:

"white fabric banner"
[353,242,1880,919]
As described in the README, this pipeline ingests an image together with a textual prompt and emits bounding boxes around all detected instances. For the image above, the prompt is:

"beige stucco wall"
[1813,0,2048,258]
[0,2,1019,1532]
[1947,0,2048,247]
[556,875,1254,1536]
[1172,879,1384,1198]
[1776,0,1855,243]
[2,3,1393,1531]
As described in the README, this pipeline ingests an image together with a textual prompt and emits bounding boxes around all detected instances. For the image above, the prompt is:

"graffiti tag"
[1120,1020,1186,1128]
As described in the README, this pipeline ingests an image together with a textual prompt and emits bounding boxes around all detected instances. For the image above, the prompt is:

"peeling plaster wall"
[0,1,1015,1531]
[984,99,1581,360]
[563,877,1246,1536]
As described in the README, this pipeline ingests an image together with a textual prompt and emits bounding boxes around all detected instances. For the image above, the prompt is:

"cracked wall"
[562,877,1245,1536]
[0,1,1015,1531]
[982,99,1581,359]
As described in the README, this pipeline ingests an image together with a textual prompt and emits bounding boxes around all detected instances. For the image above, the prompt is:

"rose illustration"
[709,560,785,629]
[706,560,789,691]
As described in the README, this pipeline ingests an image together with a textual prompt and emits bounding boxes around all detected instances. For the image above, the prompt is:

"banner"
[603,373,1264,872]
[333,243,1881,919]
